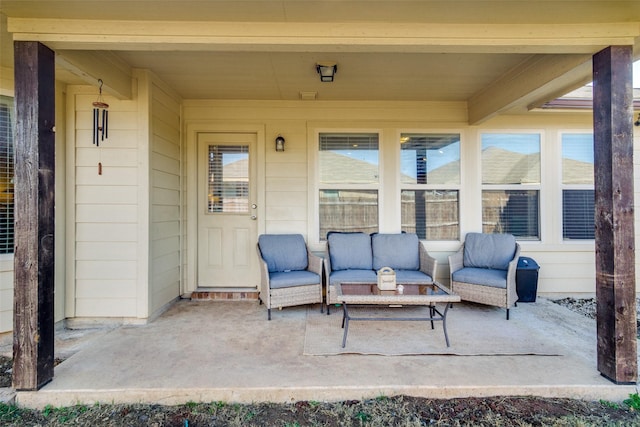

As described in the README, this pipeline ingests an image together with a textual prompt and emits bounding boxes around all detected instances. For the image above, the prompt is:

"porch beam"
[593,45,637,384]
[12,41,56,391]
[8,18,639,54]
[55,50,132,100]
[467,54,591,124]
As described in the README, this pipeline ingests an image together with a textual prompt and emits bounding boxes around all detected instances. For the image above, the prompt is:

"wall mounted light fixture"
[316,63,337,82]
[275,135,286,152]
[635,113,640,127]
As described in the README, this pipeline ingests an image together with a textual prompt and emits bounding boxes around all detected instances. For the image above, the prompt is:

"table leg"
[442,303,451,347]
[341,303,350,348]
[429,304,435,329]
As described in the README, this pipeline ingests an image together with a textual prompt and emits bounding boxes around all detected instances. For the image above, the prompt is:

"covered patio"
[2,298,638,408]
[1,0,640,398]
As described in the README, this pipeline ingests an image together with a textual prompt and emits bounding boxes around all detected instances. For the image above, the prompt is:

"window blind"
[482,190,539,239]
[0,96,14,254]
[563,190,595,240]
[319,133,378,151]
[207,144,249,213]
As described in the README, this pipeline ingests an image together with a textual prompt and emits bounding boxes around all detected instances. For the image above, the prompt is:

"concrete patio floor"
[1,297,639,408]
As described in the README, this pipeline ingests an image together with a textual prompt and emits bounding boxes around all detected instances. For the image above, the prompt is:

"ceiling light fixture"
[316,63,337,82]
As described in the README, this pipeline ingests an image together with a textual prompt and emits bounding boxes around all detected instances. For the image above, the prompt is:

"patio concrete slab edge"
[14,384,640,409]
[0,388,16,404]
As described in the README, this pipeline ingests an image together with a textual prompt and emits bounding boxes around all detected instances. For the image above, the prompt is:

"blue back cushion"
[258,234,308,273]
[327,232,373,271]
[372,233,420,271]
[463,233,516,270]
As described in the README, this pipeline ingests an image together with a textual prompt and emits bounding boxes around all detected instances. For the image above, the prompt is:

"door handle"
[251,215,257,220]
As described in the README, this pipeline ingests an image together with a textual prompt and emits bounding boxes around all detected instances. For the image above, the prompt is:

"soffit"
[113,50,531,101]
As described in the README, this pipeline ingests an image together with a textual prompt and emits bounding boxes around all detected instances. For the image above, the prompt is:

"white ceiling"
[1,1,640,112]
[114,50,531,101]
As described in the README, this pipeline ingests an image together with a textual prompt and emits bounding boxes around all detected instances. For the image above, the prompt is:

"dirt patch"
[0,356,10,388]
[1,393,639,426]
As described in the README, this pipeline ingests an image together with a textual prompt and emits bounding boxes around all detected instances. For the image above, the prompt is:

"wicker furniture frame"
[449,240,521,320]
[256,237,323,320]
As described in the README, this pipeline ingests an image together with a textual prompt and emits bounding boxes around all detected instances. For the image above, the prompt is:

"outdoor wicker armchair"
[449,232,521,320]
[256,234,324,320]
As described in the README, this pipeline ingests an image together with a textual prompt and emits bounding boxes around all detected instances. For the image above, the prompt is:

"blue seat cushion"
[329,269,377,285]
[463,233,516,270]
[372,233,420,271]
[327,232,373,271]
[258,234,308,273]
[452,267,507,288]
[269,271,320,289]
[395,269,433,284]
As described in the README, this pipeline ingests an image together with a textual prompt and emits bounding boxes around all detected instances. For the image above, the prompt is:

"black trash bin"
[516,257,539,302]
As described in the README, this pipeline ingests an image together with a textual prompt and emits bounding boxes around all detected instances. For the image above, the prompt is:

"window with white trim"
[481,133,540,240]
[318,133,379,240]
[561,133,594,240]
[0,95,14,254]
[400,133,460,240]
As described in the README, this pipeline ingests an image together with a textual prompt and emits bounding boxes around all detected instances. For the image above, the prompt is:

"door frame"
[184,122,266,295]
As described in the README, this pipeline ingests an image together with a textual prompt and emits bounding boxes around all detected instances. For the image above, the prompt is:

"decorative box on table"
[377,267,396,291]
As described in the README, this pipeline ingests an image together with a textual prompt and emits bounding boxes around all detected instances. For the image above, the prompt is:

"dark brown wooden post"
[12,41,56,390]
[593,45,637,384]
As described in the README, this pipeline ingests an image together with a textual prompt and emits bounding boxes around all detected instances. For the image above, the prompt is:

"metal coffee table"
[335,282,461,348]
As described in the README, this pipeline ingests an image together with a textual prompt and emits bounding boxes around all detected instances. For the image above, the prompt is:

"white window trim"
[559,130,595,244]
[479,130,544,242]
[308,128,384,249]
[396,129,463,244]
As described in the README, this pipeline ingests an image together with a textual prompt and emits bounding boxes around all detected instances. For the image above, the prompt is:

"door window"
[207,144,249,214]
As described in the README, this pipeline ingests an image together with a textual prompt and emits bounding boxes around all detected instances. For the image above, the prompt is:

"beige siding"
[0,81,67,333]
[72,90,140,317]
[149,81,182,313]
[0,257,13,332]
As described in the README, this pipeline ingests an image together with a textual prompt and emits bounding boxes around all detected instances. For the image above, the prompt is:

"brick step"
[190,288,259,301]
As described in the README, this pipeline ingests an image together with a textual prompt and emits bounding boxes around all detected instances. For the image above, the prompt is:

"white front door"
[197,132,259,287]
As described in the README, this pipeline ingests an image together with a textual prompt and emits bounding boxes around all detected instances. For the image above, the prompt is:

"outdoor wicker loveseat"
[324,232,438,314]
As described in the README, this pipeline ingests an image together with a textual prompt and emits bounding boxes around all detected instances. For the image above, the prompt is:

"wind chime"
[93,79,109,174]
